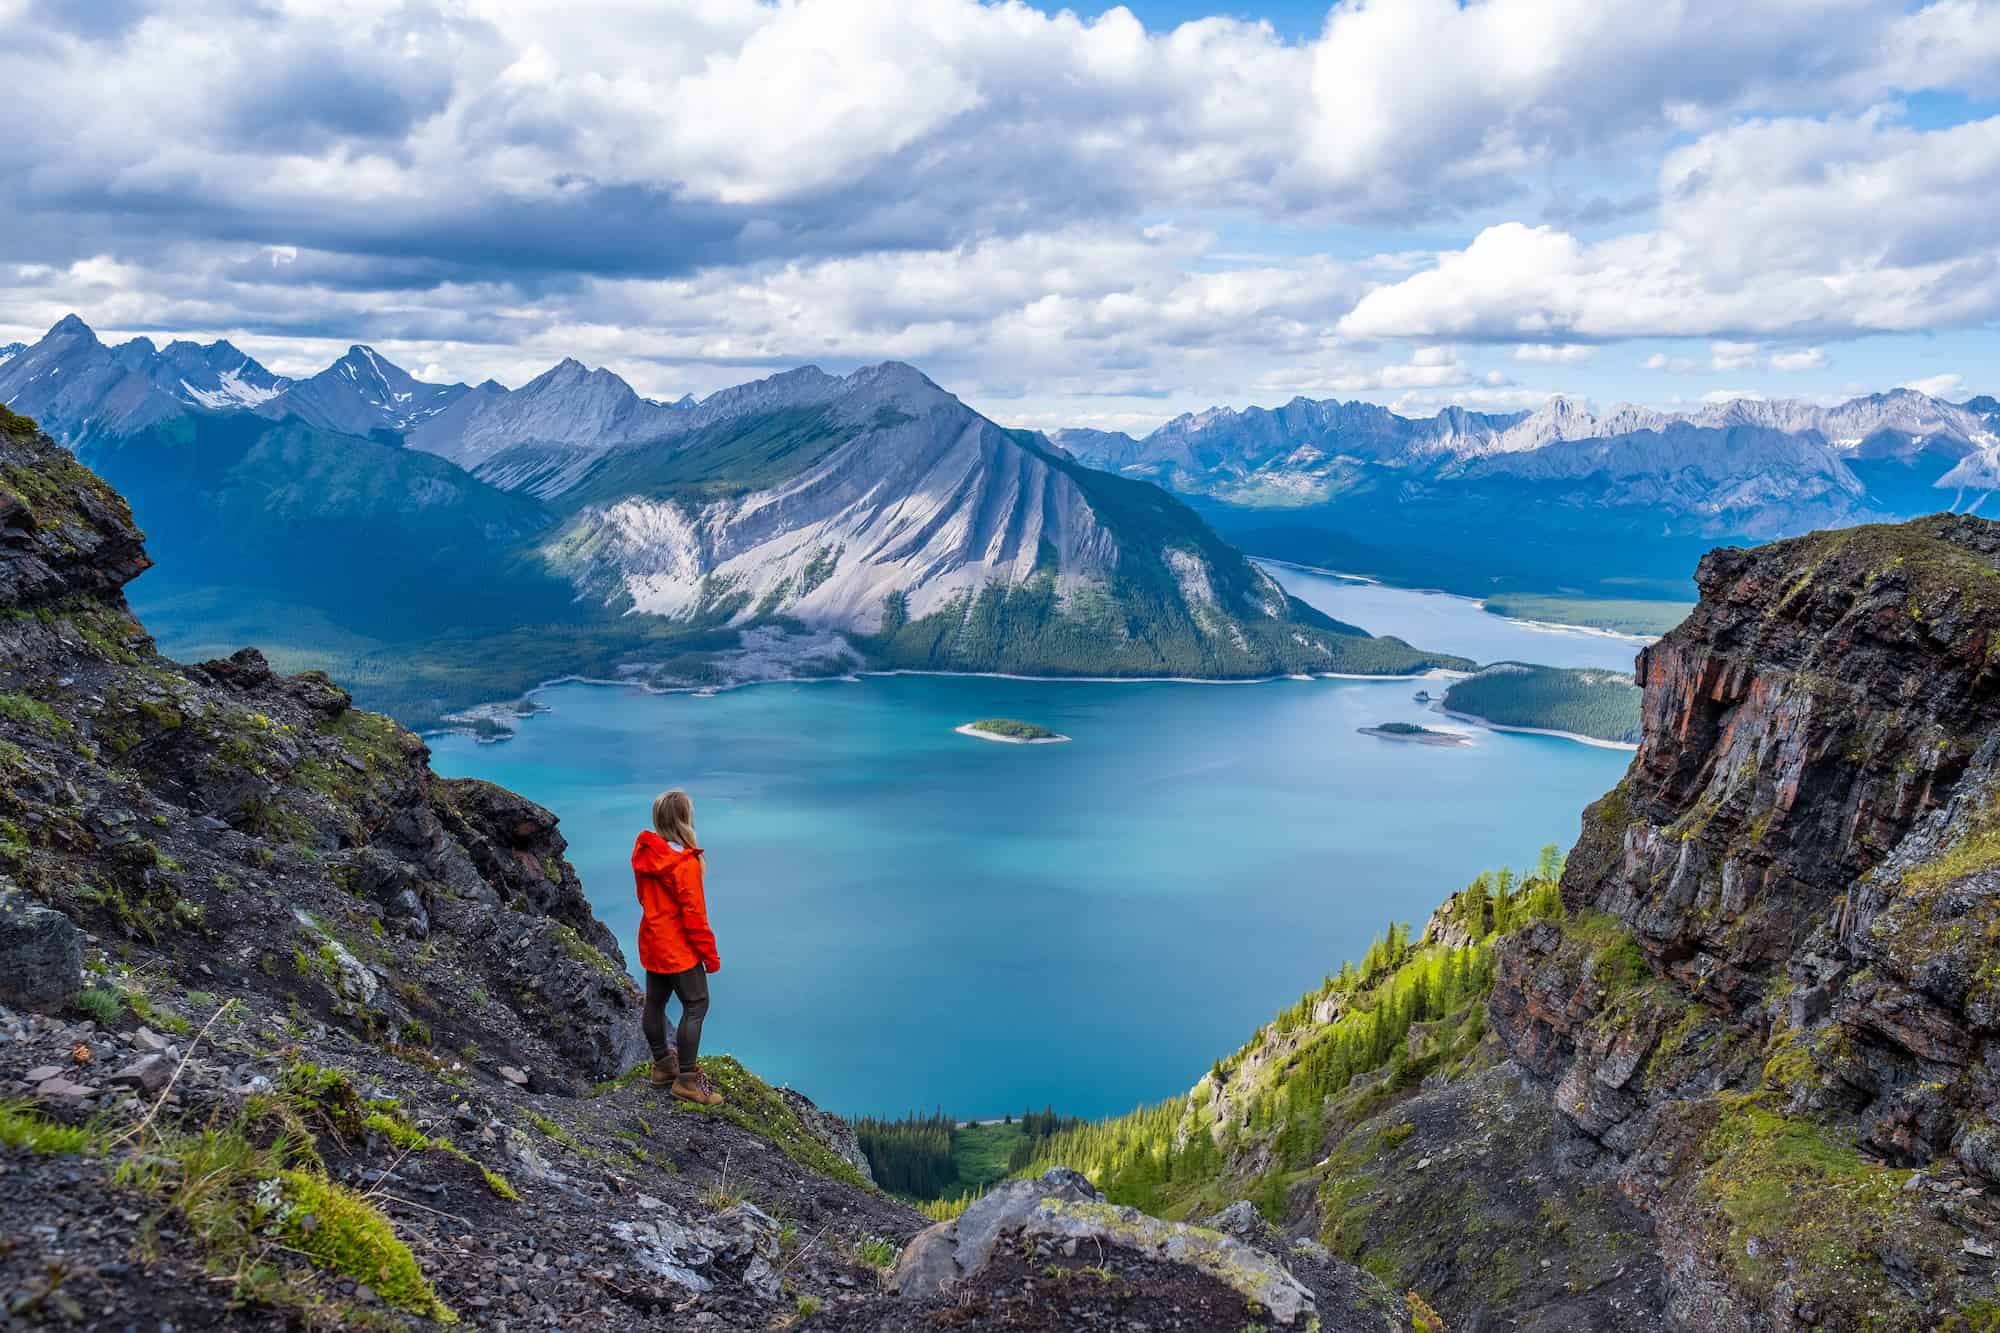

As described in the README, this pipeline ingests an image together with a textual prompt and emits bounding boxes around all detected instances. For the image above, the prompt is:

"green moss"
[1699,1095,1919,1312]
[680,1055,871,1189]
[1902,798,2000,894]
[525,1110,596,1159]
[278,1060,367,1137]
[275,1170,456,1322]
[553,922,622,978]
[362,1110,519,1201]
[0,692,74,740]
[126,989,193,1036]
[0,1100,100,1154]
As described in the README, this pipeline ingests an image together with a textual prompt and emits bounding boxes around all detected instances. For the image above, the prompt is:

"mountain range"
[1057,387,2000,518]
[0,316,1455,724]
[1054,383,2000,602]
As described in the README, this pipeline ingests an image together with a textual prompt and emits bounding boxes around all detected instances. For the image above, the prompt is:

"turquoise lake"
[428,580,1639,1119]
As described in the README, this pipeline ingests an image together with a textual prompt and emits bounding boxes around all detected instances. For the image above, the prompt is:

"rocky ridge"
[0,407,1410,1330]
[1484,512,2000,1329]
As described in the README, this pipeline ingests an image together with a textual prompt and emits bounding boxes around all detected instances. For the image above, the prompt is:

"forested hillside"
[1006,850,1568,1221]
[1440,662,1643,744]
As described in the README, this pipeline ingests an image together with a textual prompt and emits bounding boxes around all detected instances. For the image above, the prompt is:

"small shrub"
[855,1236,898,1269]
[75,987,124,1026]
[0,1100,99,1155]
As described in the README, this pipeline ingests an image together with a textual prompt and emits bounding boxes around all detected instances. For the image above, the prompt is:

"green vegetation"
[1901,790,2000,894]
[673,1056,873,1189]
[0,1100,101,1155]
[1481,594,1691,637]
[855,1106,1082,1202]
[1358,721,1468,745]
[963,717,1060,740]
[556,406,855,506]
[114,1105,454,1325]
[75,986,125,1026]
[854,1236,899,1269]
[1007,852,1567,1219]
[0,691,74,740]
[1696,1093,1931,1319]
[274,1170,457,1322]
[1442,663,1642,745]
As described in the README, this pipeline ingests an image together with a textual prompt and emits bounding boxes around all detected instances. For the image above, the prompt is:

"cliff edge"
[1492,514,2000,1329]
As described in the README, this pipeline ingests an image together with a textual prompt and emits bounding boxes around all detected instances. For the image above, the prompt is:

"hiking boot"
[649,1051,679,1087]
[672,1063,725,1107]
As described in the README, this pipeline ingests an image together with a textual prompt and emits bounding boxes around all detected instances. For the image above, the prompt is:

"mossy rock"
[276,1170,456,1322]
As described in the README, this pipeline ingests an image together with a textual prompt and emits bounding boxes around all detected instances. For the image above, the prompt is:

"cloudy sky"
[1,0,1996,433]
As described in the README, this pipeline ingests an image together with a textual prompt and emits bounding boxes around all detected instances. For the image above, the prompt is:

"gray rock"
[109,1053,172,1095]
[0,882,84,1010]
[616,1201,784,1302]
[895,1167,1319,1325]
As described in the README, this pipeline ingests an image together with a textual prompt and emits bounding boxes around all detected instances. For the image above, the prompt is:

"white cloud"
[1251,346,1479,397]
[1769,347,1828,372]
[1513,343,1594,363]
[1341,110,2000,344]
[1708,340,1762,372]
[1902,371,1965,397]
[4,0,2000,425]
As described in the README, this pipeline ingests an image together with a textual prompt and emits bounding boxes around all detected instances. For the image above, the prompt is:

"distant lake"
[429,584,1634,1119]
[1264,560,1652,672]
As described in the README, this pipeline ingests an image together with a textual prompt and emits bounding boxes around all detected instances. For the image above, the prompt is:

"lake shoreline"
[1254,557,1658,646]
[1431,705,1640,752]
[428,663,1468,743]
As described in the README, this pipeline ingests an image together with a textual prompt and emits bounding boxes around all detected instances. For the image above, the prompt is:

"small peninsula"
[957,717,1070,744]
[1357,721,1472,747]
[1439,662,1643,747]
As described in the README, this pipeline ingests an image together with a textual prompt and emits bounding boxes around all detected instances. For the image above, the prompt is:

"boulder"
[893,1167,1323,1327]
[0,882,84,1011]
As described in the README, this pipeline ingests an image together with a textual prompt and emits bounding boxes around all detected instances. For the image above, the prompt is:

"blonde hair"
[652,788,698,850]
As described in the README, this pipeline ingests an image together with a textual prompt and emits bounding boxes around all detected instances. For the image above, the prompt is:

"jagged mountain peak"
[0,315,291,437]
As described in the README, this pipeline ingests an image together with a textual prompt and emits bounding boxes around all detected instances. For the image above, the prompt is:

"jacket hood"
[632,828,701,873]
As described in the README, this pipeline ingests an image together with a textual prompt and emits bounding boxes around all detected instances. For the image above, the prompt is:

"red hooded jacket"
[631,830,719,975]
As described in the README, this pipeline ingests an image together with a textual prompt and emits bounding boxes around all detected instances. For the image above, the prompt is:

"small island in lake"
[1357,721,1472,747]
[957,717,1070,744]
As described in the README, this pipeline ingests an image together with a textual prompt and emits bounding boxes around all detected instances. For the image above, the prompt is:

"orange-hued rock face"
[1487,514,2000,1332]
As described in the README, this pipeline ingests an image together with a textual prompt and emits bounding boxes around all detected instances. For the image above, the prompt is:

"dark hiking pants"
[642,966,709,1067]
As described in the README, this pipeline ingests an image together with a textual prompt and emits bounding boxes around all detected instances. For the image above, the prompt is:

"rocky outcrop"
[892,1168,1400,1331]
[1486,514,2000,1330]
[0,879,83,1008]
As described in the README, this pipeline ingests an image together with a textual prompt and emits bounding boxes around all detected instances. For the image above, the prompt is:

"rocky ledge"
[1485,515,2000,1330]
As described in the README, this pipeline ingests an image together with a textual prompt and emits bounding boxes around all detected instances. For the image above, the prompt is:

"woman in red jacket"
[632,788,725,1106]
